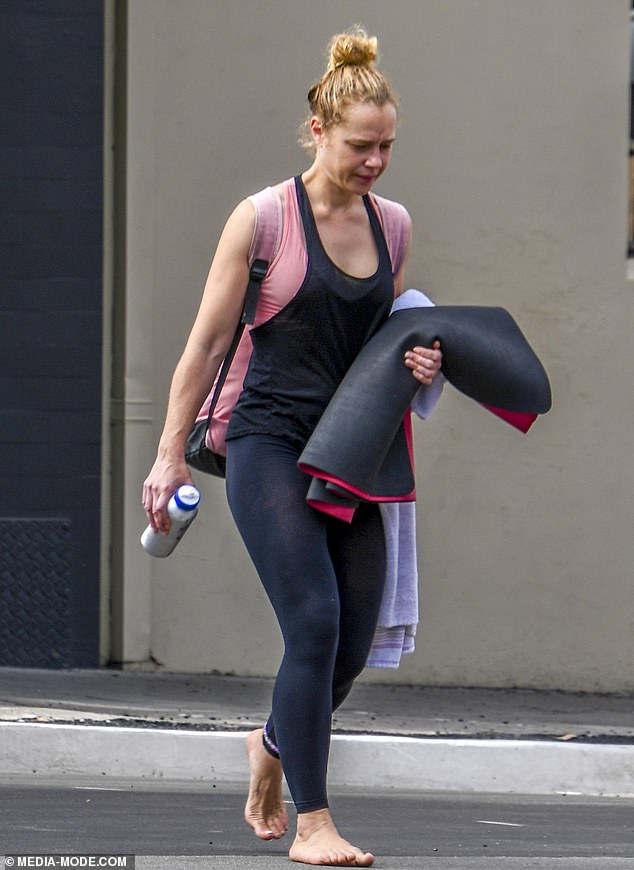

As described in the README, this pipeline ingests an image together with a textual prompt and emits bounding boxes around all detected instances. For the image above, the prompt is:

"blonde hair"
[300,26,398,151]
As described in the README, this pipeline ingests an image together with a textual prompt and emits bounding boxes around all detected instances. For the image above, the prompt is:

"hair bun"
[327,28,378,73]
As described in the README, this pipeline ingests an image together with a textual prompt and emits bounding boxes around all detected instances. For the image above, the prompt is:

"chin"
[351,176,377,191]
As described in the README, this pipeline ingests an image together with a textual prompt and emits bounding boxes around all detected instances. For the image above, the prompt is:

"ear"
[309,115,326,147]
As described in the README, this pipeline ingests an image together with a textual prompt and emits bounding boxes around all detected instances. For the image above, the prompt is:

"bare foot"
[244,728,289,840]
[289,808,374,866]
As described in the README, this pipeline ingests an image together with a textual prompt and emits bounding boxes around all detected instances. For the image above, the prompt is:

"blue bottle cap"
[173,485,200,511]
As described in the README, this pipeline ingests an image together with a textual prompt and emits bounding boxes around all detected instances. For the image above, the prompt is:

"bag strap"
[248,185,283,271]
[203,186,282,431]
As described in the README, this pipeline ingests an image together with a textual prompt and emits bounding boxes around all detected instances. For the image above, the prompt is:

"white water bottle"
[140,484,200,558]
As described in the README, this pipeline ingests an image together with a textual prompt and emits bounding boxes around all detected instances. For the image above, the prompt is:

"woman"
[143,27,442,867]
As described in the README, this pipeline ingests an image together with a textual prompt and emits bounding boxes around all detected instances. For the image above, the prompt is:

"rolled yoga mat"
[298,304,551,520]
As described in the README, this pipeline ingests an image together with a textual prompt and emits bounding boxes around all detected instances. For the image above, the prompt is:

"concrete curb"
[1,722,632,796]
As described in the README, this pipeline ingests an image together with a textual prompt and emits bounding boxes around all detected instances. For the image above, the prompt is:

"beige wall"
[116,0,634,691]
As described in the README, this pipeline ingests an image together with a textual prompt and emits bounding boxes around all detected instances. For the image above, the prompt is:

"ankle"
[296,807,334,837]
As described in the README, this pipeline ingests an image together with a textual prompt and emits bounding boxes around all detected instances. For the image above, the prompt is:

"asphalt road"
[1,775,633,869]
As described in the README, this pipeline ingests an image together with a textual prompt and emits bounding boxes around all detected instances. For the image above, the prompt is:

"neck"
[301,164,361,211]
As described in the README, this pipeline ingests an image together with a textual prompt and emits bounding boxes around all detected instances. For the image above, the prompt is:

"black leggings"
[226,433,386,813]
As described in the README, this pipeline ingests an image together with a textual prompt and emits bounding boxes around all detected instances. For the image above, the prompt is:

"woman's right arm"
[142,198,256,533]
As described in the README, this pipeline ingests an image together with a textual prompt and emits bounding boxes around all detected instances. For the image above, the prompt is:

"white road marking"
[476,819,526,827]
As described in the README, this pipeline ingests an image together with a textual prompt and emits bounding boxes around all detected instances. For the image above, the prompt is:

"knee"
[285,603,340,664]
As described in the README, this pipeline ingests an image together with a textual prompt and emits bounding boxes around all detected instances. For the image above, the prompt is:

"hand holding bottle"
[140,484,200,558]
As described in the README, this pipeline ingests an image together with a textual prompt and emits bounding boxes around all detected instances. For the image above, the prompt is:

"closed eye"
[348,140,395,151]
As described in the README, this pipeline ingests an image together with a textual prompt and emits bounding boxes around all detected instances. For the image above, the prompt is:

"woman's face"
[311,101,397,196]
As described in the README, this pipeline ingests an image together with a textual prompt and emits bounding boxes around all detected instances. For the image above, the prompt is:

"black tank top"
[226,175,395,450]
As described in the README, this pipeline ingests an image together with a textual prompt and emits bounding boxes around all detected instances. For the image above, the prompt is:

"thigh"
[328,503,386,648]
[226,434,338,620]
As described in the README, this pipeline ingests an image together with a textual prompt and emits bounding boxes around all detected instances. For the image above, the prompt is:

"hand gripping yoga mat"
[298,305,551,520]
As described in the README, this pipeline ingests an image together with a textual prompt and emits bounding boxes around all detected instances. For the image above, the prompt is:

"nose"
[365,148,382,169]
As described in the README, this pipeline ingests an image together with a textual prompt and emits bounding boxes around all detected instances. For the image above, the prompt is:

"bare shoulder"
[227,197,257,230]
[217,198,257,258]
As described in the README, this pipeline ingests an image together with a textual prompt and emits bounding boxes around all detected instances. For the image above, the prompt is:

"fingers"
[142,462,193,534]
[142,480,171,534]
[403,341,442,385]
